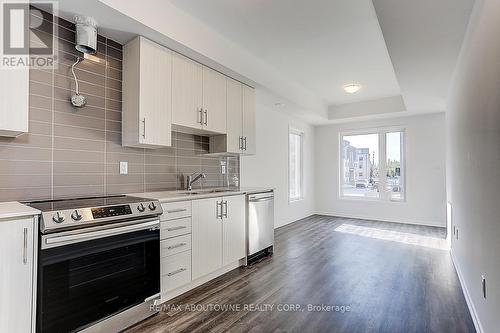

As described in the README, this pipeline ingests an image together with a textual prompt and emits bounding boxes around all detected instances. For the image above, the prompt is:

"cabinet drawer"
[160,217,191,239]
[161,250,192,293]
[161,234,191,258]
[161,201,191,221]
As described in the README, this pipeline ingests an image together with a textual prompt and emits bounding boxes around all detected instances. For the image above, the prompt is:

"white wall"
[447,0,500,331]
[315,113,447,227]
[240,91,316,228]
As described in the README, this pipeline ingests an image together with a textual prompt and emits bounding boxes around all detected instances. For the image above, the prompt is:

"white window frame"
[338,127,406,203]
[288,127,304,202]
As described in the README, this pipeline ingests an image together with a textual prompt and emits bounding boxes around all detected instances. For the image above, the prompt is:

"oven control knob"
[148,202,157,211]
[137,203,146,212]
[71,210,83,221]
[52,212,65,224]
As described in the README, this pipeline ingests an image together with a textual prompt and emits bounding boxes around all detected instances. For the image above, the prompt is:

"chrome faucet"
[186,172,206,191]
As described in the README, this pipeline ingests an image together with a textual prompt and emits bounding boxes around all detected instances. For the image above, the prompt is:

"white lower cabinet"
[160,217,192,239]
[160,201,193,297]
[161,250,192,293]
[192,197,223,280]
[0,217,36,333]
[222,195,246,265]
[159,195,246,302]
[160,234,192,257]
[192,195,246,280]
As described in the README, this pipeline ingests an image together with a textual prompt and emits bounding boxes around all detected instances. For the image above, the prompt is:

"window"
[289,129,304,201]
[386,131,403,200]
[341,129,405,201]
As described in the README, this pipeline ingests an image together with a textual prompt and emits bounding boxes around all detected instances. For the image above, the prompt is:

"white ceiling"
[373,0,475,113]
[48,0,475,124]
[166,0,401,106]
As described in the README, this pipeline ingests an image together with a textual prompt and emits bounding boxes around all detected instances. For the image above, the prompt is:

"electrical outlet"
[119,161,128,175]
[481,275,486,299]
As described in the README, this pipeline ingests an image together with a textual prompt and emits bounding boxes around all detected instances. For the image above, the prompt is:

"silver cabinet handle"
[239,136,243,150]
[216,201,222,219]
[244,137,247,150]
[225,201,229,218]
[142,117,146,138]
[166,226,187,232]
[203,109,208,125]
[22,227,28,264]
[167,268,187,277]
[167,242,187,250]
[166,208,187,214]
[198,108,203,124]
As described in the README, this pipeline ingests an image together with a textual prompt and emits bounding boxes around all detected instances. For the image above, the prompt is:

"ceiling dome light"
[343,83,362,94]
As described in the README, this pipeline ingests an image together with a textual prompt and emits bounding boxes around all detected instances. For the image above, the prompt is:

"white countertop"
[130,187,274,203]
[0,201,40,221]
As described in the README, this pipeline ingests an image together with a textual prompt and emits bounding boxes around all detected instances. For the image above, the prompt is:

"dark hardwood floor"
[126,215,475,333]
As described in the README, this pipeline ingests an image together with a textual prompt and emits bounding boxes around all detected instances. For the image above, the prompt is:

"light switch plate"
[120,161,128,175]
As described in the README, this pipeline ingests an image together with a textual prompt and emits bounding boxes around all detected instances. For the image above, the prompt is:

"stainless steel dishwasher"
[247,191,274,262]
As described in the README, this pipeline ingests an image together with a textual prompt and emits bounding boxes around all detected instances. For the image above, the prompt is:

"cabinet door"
[192,198,223,279]
[139,38,172,146]
[202,67,227,134]
[0,66,28,137]
[0,218,35,333]
[242,85,256,155]
[222,195,246,265]
[226,78,243,153]
[172,53,203,129]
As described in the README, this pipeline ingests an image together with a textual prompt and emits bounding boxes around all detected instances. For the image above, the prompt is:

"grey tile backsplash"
[0,10,239,202]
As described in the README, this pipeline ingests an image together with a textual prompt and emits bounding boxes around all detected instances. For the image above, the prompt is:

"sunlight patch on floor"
[334,223,449,250]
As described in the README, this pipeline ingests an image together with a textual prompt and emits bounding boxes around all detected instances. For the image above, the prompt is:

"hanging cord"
[71,57,83,95]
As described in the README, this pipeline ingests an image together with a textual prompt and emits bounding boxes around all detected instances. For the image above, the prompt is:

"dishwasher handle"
[249,195,274,202]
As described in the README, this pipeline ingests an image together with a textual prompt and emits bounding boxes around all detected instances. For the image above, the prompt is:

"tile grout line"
[104,39,108,196]
[50,23,55,200]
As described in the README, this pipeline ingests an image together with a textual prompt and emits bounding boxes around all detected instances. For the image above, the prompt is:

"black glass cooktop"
[25,195,149,212]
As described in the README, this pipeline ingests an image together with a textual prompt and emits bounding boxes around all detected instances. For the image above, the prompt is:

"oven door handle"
[43,220,160,248]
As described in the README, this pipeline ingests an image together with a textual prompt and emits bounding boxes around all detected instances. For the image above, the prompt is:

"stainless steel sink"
[176,191,203,195]
[204,189,234,193]
[177,189,236,195]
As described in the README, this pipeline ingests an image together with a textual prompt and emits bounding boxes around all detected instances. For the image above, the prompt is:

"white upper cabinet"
[172,53,227,134]
[209,80,256,155]
[225,78,243,154]
[172,53,203,130]
[0,67,28,137]
[242,84,256,155]
[122,36,172,148]
[202,67,227,133]
[121,36,253,150]
[0,217,36,333]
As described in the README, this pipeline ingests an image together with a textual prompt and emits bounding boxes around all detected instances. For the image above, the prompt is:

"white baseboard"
[450,249,484,333]
[314,211,445,228]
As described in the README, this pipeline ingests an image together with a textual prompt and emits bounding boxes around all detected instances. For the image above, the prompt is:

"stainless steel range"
[26,195,163,333]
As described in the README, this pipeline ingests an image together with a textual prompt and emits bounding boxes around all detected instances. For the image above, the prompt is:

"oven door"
[37,218,160,333]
